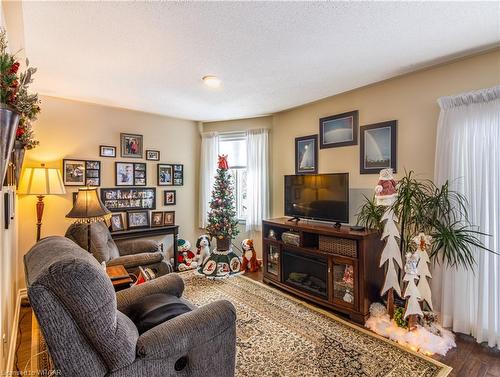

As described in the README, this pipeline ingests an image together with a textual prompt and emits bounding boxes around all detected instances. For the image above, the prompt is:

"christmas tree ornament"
[198,154,242,279]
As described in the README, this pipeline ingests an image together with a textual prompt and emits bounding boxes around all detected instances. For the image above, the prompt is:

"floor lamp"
[66,187,110,252]
[18,164,66,242]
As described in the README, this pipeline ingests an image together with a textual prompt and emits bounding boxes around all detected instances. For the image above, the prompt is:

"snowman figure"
[375,168,397,206]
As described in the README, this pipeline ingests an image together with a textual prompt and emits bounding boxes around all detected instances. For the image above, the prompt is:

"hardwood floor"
[244,270,500,377]
[14,271,499,376]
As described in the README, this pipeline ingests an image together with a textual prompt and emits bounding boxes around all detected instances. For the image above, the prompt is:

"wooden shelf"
[262,217,384,324]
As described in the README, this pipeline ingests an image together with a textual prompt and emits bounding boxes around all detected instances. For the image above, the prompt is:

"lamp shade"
[18,166,66,195]
[66,187,110,222]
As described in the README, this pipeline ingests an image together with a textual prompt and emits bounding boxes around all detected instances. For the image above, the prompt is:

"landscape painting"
[360,120,397,174]
[319,110,358,149]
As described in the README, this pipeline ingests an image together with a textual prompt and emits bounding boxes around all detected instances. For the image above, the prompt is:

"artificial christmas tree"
[198,155,242,279]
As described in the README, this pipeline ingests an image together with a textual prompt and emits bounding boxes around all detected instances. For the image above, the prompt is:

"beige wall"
[202,116,273,258]
[18,96,200,288]
[271,50,500,221]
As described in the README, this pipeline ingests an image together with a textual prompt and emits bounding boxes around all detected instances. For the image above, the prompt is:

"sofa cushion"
[127,293,192,334]
[65,222,120,262]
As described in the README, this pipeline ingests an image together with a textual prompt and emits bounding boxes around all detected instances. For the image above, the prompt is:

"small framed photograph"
[360,120,397,174]
[134,163,147,186]
[127,210,150,229]
[319,110,358,149]
[295,135,318,174]
[63,159,85,186]
[146,150,160,161]
[163,190,176,205]
[163,211,175,226]
[151,211,164,227]
[100,145,116,158]
[115,162,135,186]
[120,133,143,158]
[173,164,184,186]
[85,160,101,186]
[110,213,125,232]
[157,164,173,186]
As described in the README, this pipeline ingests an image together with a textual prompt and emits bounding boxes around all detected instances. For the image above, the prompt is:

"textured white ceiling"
[20,1,500,121]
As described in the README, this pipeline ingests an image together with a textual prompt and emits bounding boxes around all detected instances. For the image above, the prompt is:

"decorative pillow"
[127,293,192,334]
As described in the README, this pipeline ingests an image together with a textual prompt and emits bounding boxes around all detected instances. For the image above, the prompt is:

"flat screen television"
[284,173,349,224]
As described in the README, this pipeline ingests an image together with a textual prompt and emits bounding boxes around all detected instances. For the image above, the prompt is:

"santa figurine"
[177,239,198,271]
[374,168,397,206]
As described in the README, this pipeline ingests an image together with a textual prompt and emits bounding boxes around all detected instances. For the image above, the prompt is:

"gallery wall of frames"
[64,132,182,231]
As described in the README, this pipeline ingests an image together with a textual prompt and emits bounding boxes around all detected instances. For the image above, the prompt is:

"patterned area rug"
[181,273,452,377]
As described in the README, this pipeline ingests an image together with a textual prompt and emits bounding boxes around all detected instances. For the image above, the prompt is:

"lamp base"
[36,195,45,242]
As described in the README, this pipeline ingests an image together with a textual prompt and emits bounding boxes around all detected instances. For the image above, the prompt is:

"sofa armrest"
[107,253,163,269]
[117,274,185,315]
[136,300,236,359]
[115,239,161,256]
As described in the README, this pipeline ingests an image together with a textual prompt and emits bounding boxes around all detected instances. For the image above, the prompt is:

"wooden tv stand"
[262,218,384,324]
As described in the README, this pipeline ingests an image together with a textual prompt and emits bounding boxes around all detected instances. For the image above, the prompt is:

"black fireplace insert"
[282,249,328,299]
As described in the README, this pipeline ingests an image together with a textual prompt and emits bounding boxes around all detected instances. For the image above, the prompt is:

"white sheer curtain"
[433,86,500,348]
[199,132,219,228]
[246,128,270,232]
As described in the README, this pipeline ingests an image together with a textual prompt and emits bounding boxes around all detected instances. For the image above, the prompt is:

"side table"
[106,265,133,291]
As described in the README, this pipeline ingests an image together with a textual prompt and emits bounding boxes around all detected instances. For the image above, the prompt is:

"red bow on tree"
[218,154,229,170]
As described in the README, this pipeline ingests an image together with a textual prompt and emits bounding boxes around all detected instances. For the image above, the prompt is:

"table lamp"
[18,164,66,241]
[66,187,111,252]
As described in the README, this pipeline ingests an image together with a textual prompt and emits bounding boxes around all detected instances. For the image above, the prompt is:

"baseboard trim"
[6,288,28,372]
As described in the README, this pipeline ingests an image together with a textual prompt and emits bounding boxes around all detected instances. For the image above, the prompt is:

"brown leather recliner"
[65,222,172,276]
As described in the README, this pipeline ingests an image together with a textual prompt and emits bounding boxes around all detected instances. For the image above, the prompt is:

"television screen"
[284,173,349,223]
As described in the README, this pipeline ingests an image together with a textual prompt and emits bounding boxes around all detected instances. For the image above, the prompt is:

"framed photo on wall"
[115,162,147,186]
[100,145,116,158]
[127,210,150,229]
[163,190,176,205]
[295,135,318,174]
[151,211,164,227]
[157,164,173,186]
[63,159,86,186]
[359,120,397,174]
[110,213,125,232]
[173,164,184,186]
[146,150,160,161]
[101,187,156,212]
[115,162,134,186]
[120,133,143,158]
[85,160,101,186]
[319,110,358,149]
[163,211,175,226]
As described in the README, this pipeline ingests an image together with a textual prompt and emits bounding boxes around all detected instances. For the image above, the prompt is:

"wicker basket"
[318,235,357,258]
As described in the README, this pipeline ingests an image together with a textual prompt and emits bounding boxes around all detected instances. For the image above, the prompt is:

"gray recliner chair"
[24,236,237,377]
[65,222,172,276]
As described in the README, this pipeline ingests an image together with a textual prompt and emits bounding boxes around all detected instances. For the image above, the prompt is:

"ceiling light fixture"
[202,75,221,88]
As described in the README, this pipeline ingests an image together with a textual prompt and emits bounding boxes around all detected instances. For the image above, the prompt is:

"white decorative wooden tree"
[414,233,433,311]
[379,208,402,317]
[403,250,423,330]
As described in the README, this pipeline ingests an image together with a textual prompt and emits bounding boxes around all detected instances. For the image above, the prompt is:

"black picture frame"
[63,159,101,186]
[157,164,173,186]
[163,190,176,205]
[120,133,143,158]
[127,210,150,229]
[151,211,164,227]
[101,187,156,212]
[319,110,358,149]
[173,164,184,186]
[146,150,160,161]
[110,213,125,232]
[115,162,147,186]
[163,211,175,226]
[295,134,318,174]
[359,120,397,175]
[99,145,116,158]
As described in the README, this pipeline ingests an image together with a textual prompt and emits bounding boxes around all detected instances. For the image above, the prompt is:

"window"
[219,132,247,221]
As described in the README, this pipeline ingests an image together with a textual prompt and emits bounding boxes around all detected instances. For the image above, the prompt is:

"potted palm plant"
[357,170,490,270]
[0,28,40,184]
